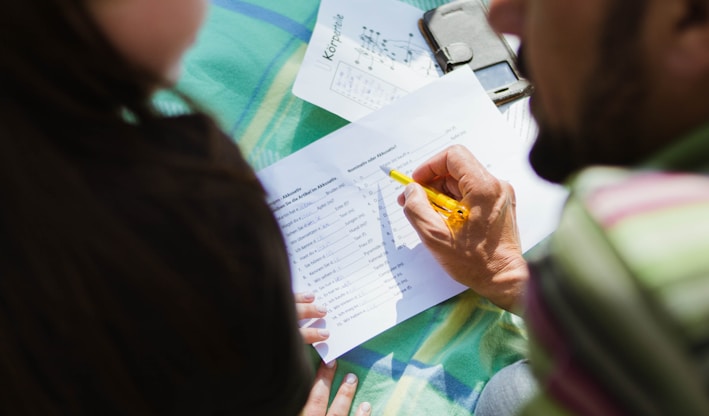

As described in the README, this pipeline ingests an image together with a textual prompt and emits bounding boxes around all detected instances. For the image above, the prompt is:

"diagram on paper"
[331,62,408,110]
[325,25,440,111]
[292,0,444,122]
[354,27,439,75]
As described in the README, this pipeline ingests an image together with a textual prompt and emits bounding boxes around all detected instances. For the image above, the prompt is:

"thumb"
[402,183,448,235]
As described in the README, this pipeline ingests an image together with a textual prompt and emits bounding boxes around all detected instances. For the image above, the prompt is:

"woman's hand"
[295,292,330,344]
[397,144,529,311]
[301,360,372,416]
[295,296,370,415]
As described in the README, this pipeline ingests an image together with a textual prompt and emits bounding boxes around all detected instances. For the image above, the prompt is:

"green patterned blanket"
[155,1,527,414]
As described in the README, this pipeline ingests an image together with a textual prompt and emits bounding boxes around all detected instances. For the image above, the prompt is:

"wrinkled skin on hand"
[397,144,529,312]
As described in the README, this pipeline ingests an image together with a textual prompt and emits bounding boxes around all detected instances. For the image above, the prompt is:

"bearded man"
[396,0,709,414]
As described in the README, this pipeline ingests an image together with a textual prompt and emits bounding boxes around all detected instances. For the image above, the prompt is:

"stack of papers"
[256,0,567,363]
[259,68,566,363]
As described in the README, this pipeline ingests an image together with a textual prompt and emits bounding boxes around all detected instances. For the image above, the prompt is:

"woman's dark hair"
[0,1,311,414]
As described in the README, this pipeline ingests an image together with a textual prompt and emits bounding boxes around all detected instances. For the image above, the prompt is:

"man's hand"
[397,144,529,311]
[301,361,372,416]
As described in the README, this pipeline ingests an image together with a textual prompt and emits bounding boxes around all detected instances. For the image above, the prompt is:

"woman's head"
[1,0,207,120]
[88,0,208,85]
[0,2,314,413]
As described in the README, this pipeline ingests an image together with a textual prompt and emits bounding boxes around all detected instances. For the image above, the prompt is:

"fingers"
[301,361,337,416]
[294,292,316,304]
[411,145,495,200]
[354,402,372,416]
[300,326,330,344]
[325,372,359,416]
[295,294,327,321]
[395,145,526,311]
[400,183,452,247]
[301,361,371,416]
[295,292,329,344]
[411,144,476,184]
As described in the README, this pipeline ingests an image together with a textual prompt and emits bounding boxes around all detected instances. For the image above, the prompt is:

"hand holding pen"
[387,144,528,312]
[381,165,469,223]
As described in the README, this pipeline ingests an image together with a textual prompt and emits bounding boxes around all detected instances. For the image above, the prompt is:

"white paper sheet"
[259,67,567,363]
[292,0,443,122]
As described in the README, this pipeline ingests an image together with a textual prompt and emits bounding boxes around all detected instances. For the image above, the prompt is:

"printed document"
[258,67,567,363]
[293,0,442,122]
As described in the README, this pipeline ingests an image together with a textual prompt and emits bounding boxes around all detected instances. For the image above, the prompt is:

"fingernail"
[316,304,328,314]
[317,328,330,338]
[301,292,315,301]
[326,360,336,368]
[345,373,357,384]
[360,402,372,412]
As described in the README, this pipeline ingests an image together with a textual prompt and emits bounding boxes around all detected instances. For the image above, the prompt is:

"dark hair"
[2,1,154,118]
[0,1,311,414]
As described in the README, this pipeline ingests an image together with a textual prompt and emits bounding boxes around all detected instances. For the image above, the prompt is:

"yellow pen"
[380,165,469,221]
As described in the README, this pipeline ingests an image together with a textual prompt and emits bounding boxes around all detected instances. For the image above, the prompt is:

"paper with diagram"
[293,0,443,122]
[259,68,567,363]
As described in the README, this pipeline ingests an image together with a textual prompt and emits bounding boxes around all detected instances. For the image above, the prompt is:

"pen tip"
[380,165,391,175]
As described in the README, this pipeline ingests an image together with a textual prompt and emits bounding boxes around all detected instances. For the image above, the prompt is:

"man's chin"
[523,96,580,184]
[529,129,579,184]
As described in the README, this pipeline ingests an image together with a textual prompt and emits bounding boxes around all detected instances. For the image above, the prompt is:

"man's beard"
[525,1,650,184]
[528,71,646,184]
